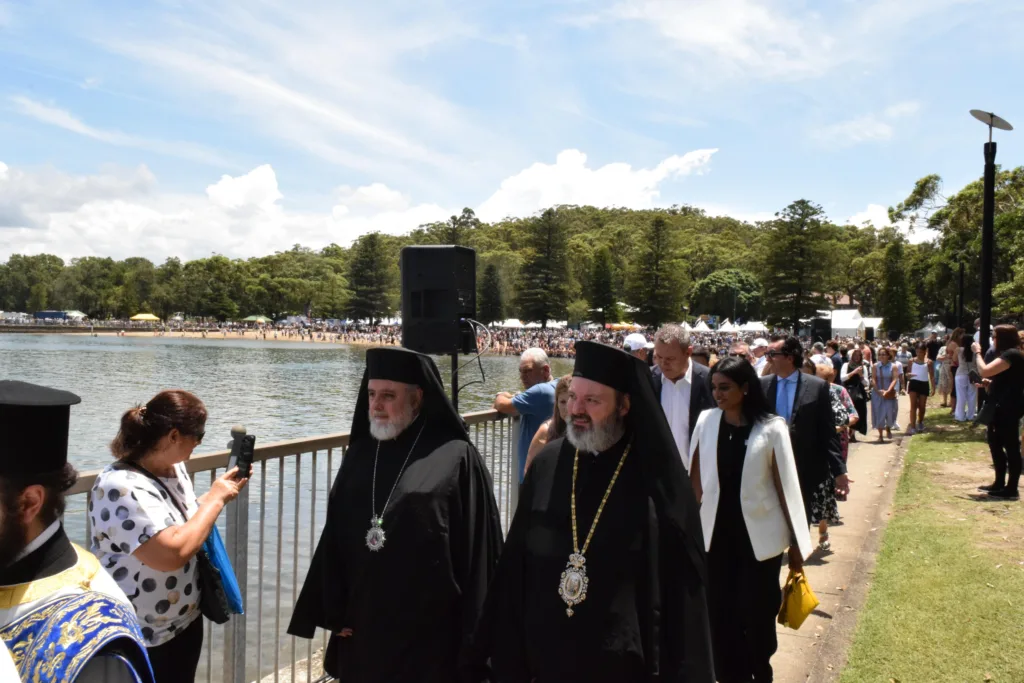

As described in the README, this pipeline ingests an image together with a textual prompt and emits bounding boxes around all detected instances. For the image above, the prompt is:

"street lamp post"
[969,110,1013,354]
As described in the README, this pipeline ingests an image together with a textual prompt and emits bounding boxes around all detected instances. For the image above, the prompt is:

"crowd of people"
[2,319,1021,683]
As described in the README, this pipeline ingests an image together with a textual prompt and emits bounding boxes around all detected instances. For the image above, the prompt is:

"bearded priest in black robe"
[471,341,714,683]
[289,347,504,683]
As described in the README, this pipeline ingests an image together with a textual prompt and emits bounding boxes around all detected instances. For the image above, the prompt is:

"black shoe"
[978,483,1004,492]
[987,489,1020,500]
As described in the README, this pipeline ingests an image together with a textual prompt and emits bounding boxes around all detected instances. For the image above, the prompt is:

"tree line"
[2,167,1022,334]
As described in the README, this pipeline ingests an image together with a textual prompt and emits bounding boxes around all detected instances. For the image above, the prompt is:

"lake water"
[0,333,574,681]
[0,334,573,472]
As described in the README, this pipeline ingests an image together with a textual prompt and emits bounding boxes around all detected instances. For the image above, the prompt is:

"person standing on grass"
[972,326,1024,500]
[906,342,934,435]
[955,333,978,423]
[871,348,900,442]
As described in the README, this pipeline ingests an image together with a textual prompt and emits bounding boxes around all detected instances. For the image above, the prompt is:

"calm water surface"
[0,334,572,471]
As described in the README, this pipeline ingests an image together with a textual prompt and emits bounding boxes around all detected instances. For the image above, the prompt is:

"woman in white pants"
[955,332,978,422]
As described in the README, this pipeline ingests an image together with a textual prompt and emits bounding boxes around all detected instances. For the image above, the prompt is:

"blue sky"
[2,0,1023,261]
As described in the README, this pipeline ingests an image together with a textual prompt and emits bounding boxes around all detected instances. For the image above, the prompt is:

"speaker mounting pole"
[450,351,459,411]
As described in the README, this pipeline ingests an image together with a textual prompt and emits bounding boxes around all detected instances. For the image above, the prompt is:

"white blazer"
[689,409,813,561]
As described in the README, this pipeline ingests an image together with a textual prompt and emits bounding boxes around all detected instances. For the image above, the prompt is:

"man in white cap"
[751,338,769,374]
[622,332,652,364]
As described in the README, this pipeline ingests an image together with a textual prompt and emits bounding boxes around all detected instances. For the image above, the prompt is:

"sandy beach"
[86,329,398,347]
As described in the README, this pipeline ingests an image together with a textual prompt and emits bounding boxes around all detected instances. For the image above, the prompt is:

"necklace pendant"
[558,552,589,617]
[365,517,386,551]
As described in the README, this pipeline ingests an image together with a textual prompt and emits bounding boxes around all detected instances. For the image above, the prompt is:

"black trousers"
[987,407,1023,493]
[146,616,204,683]
[708,542,783,683]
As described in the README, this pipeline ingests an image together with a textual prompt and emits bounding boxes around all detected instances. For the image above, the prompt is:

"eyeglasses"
[192,430,205,444]
[728,352,749,359]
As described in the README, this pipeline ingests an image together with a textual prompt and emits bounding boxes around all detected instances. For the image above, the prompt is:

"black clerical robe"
[288,416,503,683]
[476,434,712,683]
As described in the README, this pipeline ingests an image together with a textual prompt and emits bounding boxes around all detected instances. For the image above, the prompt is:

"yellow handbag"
[777,570,819,630]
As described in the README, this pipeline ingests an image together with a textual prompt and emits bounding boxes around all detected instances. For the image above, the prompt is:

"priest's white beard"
[368,400,418,441]
[566,412,626,454]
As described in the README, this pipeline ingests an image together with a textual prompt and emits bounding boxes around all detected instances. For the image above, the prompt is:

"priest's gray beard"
[566,411,626,454]
[368,400,418,441]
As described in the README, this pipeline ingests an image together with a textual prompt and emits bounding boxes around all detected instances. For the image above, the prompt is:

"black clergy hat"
[572,341,632,393]
[366,347,429,384]
[0,380,81,476]
[352,347,468,443]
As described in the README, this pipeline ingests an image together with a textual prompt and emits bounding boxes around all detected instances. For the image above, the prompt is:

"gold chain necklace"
[558,442,631,617]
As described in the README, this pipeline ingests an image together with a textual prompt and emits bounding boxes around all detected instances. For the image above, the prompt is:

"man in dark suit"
[651,324,715,470]
[760,337,849,521]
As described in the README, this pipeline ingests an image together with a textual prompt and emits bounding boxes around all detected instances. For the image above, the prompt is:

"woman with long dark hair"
[92,390,249,683]
[955,332,978,422]
[906,341,934,434]
[689,357,812,683]
[841,348,870,442]
[524,374,571,473]
[973,326,1024,500]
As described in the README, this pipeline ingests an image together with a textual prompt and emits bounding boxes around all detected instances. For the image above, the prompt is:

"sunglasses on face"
[728,352,749,358]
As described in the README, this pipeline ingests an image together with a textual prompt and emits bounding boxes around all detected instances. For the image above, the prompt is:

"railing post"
[509,416,521,519]
[223,472,249,683]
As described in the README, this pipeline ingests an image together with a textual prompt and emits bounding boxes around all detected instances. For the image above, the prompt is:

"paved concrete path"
[771,396,913,683]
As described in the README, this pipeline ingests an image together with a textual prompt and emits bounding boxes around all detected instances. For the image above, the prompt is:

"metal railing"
[63,410,521,683]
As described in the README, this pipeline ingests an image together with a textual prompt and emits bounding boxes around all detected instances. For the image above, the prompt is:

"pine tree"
[880,238,918,334]
[627,216,684,327]
[761,200,832,331]
[478,263,504,324]
[590,246,619,325]
[345,233,395,324]
[516,209,570,327]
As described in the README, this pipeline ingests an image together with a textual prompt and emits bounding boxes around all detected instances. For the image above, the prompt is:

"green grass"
[841,410,1024,683]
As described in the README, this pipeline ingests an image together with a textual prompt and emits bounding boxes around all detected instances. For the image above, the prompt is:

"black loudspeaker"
[810,318,832,342]
[865,327,875,342]
[888,329,900,342]
[400,246,477,355]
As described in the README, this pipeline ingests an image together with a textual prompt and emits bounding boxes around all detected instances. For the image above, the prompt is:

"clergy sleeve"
[819,382,847,477]
[469,461,540,683]
[452,443,504,683]
[289,465,349,638]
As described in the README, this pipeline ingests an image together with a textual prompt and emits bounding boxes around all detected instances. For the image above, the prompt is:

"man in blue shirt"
[493,347,556,482]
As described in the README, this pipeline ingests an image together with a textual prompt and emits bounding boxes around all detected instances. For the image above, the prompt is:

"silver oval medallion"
[365,525,386,551]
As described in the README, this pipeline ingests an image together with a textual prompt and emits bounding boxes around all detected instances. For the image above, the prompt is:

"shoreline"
[1,328,397,347]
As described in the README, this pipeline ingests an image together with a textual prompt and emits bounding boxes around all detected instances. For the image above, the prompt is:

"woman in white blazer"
[689,357,813,683]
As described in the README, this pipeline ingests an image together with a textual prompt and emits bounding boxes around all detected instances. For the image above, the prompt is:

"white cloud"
[811,100,923,148]
[334,183,410,212]
[0,148,718,260]
[604,0,836,80]
[884,101,921,118]
[811,116,893,147]
[476,148,717,221]
[847,203,891,228]
[9,96,231,167]
[206,165,282,211]
[89,2,509,187]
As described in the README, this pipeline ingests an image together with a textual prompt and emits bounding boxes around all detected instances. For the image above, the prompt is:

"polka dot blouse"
[90,462,201,646]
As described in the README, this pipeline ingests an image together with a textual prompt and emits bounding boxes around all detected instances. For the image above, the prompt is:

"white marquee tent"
[829,310,865,338]
[740,321,769,333]
[692,320,711,332]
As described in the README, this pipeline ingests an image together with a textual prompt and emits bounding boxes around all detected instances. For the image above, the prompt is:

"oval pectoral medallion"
[558,552,589,617]
[365,520,386,551]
